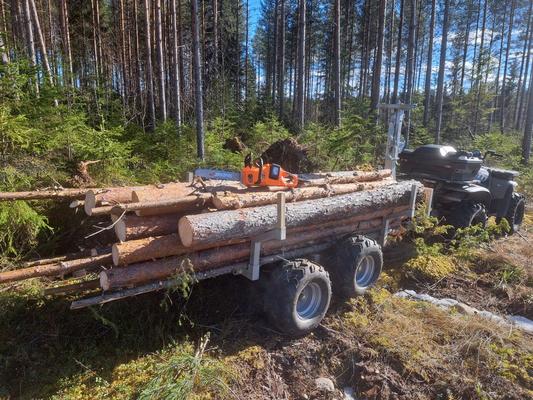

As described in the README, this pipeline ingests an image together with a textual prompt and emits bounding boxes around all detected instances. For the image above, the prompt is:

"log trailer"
[0,106,425,336]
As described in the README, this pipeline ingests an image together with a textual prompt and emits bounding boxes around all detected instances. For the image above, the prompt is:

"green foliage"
[451,219,510,260]
[245,114,291,154]
[138,337,233,400]
[0,201,51,258]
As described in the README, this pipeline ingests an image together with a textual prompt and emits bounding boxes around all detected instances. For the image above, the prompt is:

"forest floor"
[0,214,532,399]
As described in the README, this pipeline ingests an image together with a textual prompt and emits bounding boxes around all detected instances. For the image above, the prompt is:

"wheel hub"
[296,282,323,320]
[355,255,376,288]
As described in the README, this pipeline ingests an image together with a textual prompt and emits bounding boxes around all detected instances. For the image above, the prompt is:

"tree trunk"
[423,0,436,126]
[515,10,533,130]
[191,0,205,159]
[155,0,167,120]
[499,0,515,133]
[435,0,451,144]
[403,0,416,143]
[144,0,156,129]
[473,0,488,135]
[171,0,182,126]
[23,0,38,93]
[371,0,386,112]
[28,0,53,85]
[459,1,473,91]
[278,0,285,119]
[179,180,421,247]
[114,213,180,242]
[295,0,306,131]
[522,68,533,164]
[392,0,404,103]
[213,0,218,69]
[333,0,341,123]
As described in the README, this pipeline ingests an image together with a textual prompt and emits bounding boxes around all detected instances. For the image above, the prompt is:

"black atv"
[399,144,526,233]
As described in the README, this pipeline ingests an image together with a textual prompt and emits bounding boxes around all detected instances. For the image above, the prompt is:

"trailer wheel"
[263,259,331,336]
[328,236,383,298]
[505,193,525,234]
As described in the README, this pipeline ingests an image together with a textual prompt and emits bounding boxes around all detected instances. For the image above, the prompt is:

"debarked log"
[179,180,422,247]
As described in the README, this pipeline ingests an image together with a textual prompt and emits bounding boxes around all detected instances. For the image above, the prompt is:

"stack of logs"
[0,169,421,305]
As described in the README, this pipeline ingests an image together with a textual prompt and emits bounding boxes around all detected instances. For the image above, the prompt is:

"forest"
[1,2,533,399]
[0,0,532,255]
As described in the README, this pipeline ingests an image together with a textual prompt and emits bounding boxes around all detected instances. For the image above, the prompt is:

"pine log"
[179,180,422,247]
[300,169,392,186]
[114,213,179,242]
[0,188,94,201]
[22,247,110,268]
[84,185,153,215]
[130,181,245,216]
[0,254,112,284]
[44,279,100,296]
[112,204,410,267]
[113,193,213,217]
[213,178,395,210]
[112,234,183,266]
[101,215,394,290]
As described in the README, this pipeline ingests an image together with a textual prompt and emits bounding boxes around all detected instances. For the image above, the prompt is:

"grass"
[335,288,533,398]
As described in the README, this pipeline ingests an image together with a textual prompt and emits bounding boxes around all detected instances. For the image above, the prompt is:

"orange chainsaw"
[194,154,299,188]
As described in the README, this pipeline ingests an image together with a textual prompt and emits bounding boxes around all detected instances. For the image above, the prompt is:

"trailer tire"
[263,259,331,337]
[445,202,487,229]
[504,193,525,234]
[328,236,383,298]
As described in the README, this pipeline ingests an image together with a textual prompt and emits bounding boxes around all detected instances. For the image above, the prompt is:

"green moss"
[405,254,456,281]
[489,343,533,386]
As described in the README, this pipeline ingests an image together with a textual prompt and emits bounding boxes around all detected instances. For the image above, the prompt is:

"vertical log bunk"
[0,170,423,310]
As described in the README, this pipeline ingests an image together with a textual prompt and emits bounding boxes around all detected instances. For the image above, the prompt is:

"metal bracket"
[378,103,416,180]
[241,192,287,281]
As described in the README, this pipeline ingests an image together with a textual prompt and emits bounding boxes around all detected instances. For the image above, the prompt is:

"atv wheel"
[263,259,331,336]
[446,202,487,229]
[326,236,383,299]
[505,193,525,234]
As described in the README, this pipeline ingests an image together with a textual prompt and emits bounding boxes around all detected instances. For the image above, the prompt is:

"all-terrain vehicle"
[399,144,526,232]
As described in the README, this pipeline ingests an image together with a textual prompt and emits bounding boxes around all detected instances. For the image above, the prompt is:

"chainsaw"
[194,154,299,188]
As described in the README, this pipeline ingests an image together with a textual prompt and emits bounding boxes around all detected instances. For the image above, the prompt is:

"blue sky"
[247,0,262,38]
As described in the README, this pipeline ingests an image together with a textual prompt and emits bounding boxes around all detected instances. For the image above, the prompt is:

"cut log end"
[84,190,96,215]
[114,219,127,242]
[178,218,194,247]
[100,271,110,291]
[112,244,120,266]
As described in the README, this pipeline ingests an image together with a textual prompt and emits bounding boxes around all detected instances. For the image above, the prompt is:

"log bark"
[0,188,93,201]
[213,178,394,210]
[126,193,212,216]
[112,204,410,267]
[114,213,180,242]
[101,216,400,290]
[179,180,421,247]
[300,169,392,186]
[0,254,112,284]
[22,247,110,268]
[84,185,152,215]
[113,234,183,266]
[44,279,100,296]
